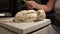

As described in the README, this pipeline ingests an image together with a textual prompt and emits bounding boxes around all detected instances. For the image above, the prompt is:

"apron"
[51,0,60,33]
[54,0,60,21]
[52,0,60,26]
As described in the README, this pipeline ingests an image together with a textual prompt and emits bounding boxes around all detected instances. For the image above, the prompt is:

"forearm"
[35,0,55,12]
[35,4,53,12]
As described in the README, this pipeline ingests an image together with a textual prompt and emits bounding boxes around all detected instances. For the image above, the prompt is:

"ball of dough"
[13,10,46,22]
[14,10,37,22]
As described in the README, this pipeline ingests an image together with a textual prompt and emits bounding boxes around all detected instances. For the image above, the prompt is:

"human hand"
[25,1,39,9]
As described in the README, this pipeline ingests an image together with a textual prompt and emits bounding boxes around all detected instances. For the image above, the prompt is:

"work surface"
[0,18,51,34]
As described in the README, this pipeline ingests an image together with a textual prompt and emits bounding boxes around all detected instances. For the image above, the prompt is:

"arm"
[37,0,55,12]
[25,0,55,12]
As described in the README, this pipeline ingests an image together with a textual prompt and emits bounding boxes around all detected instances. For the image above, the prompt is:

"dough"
[37,10,46,21]
[14,10,37,22]
[14,10,46,22]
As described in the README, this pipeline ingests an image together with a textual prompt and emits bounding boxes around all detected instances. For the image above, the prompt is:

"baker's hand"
[25,1,39,9]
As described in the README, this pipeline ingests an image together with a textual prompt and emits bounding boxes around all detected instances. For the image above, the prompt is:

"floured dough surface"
[14,10,46,22]
[14,10,37,22]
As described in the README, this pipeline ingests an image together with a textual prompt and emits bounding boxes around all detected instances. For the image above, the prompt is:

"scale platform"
[0,17,51,34]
